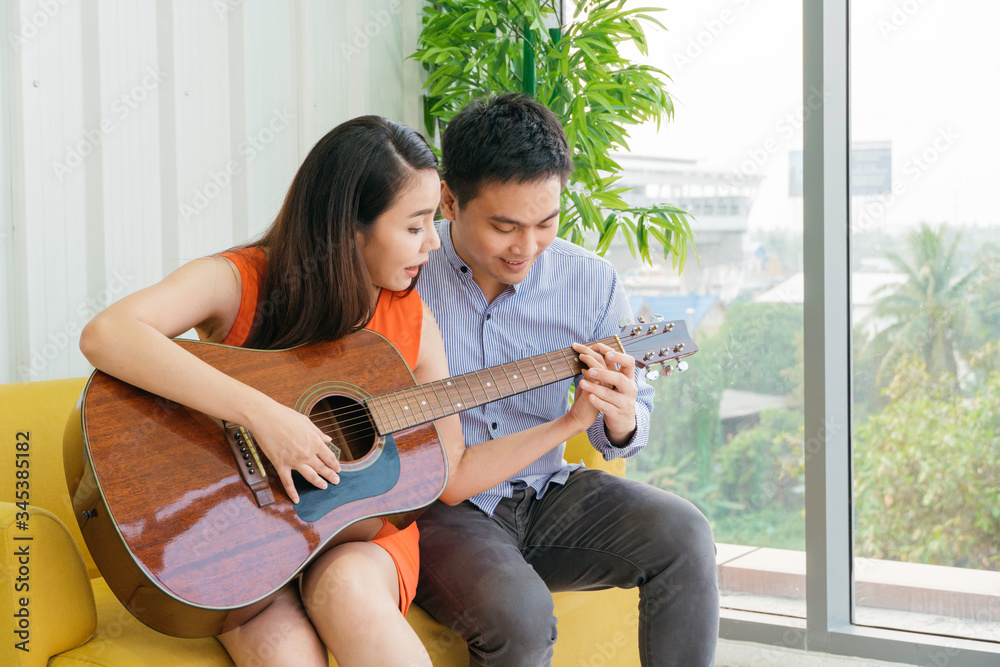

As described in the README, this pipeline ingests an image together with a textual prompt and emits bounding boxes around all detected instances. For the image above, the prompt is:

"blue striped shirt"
[418,220,654,516]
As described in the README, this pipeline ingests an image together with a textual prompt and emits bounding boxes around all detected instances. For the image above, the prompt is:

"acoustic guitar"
[65,317,696,638]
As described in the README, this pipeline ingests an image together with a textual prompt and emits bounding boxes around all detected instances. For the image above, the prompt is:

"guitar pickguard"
[292,434,401,522]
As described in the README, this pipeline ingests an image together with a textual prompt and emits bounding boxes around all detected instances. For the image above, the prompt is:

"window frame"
[717,2,1000,664]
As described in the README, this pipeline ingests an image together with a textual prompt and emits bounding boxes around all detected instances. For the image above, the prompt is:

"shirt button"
[491,422,498,430]
[460,266,468,273]
[485,314,491,321]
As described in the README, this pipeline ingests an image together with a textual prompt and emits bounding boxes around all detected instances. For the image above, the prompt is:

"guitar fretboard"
[365,335,620,434]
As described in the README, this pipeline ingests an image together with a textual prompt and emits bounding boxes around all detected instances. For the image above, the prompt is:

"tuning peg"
[645,369,660,382]
[637,315,646,324]
[666,323,675,332]
[619,317,633,327]
[660,364,673,377]
[677,361,689,372]
[652,313,664,322]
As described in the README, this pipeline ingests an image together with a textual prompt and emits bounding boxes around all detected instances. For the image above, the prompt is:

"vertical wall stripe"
[14,0,88,381]
[157,0,178,276]
[227,1,247,244]
[241,1,298,239]
[81,0,105,340]
[0,1,16,381]
[293,0,312,159]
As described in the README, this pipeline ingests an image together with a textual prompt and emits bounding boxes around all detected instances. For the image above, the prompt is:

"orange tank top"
[218,247,422,369]
[217,247,424,616]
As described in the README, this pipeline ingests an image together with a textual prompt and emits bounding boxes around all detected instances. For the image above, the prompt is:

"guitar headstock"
[618,315,698,381]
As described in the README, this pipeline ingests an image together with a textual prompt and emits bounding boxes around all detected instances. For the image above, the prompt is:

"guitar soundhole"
[308,395,377,464]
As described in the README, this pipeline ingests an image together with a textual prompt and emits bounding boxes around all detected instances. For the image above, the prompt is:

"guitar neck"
[366,335,620,435]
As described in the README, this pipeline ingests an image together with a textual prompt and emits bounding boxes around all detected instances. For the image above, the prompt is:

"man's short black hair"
[441,93,574,206]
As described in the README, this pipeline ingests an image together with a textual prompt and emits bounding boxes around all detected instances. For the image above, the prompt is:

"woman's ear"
[440,181,458,221]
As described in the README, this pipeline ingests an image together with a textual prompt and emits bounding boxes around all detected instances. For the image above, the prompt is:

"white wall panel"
[0,2,14,381]
[95,0,162,304]
[171,0,233,264]
[241,0,298,240]
[11,0,90,382]
[2,0,426,383]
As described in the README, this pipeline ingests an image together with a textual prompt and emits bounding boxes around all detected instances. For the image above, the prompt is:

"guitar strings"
[304,352,586,433]
[244,337,672,459]
[246,339,669,457]
[287,336,667,434]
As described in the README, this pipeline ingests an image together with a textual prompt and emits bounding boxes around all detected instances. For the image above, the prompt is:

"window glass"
[850,0,1000,642]
[616,0,805,618]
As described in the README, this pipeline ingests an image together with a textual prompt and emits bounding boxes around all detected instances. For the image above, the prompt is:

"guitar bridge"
[223,421,275,507]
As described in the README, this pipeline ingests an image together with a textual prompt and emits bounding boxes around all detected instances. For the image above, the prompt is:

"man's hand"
[577,342,638,447]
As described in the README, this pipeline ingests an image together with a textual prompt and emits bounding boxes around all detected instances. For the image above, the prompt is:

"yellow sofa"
[0,377,639,666]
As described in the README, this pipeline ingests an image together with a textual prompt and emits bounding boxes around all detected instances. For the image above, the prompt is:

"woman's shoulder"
[218,246,266,275]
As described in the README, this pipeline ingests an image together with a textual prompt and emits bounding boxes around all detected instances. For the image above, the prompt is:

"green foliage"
[717,409,803,511]
[711,506,805,552]
[709,302,801,396]
[633,302,803,541]
[854,355,1000,570]
[968,248,1000,352]
[861,224,983,387]
[629,451,741,520]
[411,0,695,268]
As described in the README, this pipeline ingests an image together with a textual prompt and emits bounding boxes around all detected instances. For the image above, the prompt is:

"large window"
[849,0,1000,644]
[609,0,1000,663]
[609,0,807,619]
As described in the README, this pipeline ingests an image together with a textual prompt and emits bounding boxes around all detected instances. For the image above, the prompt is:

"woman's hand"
[247,401,342,504]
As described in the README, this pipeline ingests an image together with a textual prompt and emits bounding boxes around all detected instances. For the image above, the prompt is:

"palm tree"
[861,224,982,387]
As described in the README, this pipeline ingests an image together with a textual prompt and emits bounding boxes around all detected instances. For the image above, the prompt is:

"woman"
[80,116,609,666]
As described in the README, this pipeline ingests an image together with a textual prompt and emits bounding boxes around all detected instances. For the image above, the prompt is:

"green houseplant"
[412,0,695,268]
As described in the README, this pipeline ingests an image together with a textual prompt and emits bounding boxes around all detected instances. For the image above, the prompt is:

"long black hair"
[238,116,437,350]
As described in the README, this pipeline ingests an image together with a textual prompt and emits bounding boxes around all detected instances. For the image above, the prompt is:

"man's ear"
[440,181,458,221]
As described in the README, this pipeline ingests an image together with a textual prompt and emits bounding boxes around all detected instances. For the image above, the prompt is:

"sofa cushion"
[51,577,232,667]
[0,378,96,577]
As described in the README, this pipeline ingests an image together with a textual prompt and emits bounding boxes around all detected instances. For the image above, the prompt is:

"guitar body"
[67,330,448,638]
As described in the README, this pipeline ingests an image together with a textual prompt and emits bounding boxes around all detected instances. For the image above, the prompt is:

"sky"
[618,0,1000,232]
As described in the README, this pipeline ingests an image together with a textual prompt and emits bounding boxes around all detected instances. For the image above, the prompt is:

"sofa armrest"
[0,503,96,667]
[564,433,626,478]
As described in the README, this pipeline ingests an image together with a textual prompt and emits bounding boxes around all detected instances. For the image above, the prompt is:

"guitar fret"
[364,398,382,433]
[563,349,577,375]
[440,378,462,414]
[372,394,386,432]
[401,390,418,428]
[541,351,559,382]
[525,355,545,387]
[472,371,491,403]
[563,348,583,375]
[412,384,431,423]
[458,374,476,410]
[484,367,503,400]
[387,391,409,430]
[377,394,398,433]
[498,362,517,394]
[401,388,420,427]
[420,383,444,421]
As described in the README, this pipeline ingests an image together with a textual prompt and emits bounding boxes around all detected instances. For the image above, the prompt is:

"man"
[416,93,719,667]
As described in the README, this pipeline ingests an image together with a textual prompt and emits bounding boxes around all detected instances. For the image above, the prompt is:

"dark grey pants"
[415,468,719,666]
